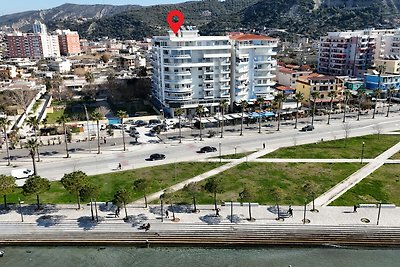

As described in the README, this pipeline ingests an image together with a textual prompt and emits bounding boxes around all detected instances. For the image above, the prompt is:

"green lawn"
[45,109,65,124]
[261,135,399,159]
[391,153,400,160]
[331,164,400,206]
[6,162,224,205]
[167,162,362,206]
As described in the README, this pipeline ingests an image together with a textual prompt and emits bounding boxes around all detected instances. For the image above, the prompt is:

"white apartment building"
[41,34,61,58]
[151,29,231,115]
[151,29,278,115]
[230,34,278,103]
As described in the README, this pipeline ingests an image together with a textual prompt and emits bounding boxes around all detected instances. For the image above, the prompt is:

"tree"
[239,100,248,136]
[4,89,37,113]
[256,96,265,134]
[161,189,177,221]
[303,182,318,212]
[195,105,205,141]
[0,175,16,210]
[183,182,201,213]
[85,72,95,85]
[239,187,254,221]
[61,171,89,209]
[204,177,223,215]
[56,114,70,158]
[275,93,285,131]
[310,91,320,126]
[372,88,381,119]
[342,90,352,123]
[270,186,284,220]
[219,99,228,138]
[26,116,41,162]
[84,72,96,100]
[175,108,184,143]
[91,111,103,154]
[356,88,366,121]
[26,139,38,175]
[51,73,64,101]
[117,110,128,151]
[294,92,304,129]
[0,117,11,166]
[22,176,50,210]
[343,122,351,148]
[100,53,111,63]
[113,188,132,220]
[133,178,149,208]
[327,90,338,125]
[80,183,101,221]
[386,85,395,117]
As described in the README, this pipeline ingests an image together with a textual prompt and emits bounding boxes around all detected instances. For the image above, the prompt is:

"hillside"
[0,0,399,39]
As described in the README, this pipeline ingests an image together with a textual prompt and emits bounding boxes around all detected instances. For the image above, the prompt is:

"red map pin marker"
[167,10,184,34]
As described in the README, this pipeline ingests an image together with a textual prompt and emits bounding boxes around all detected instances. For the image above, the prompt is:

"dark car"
[148,153,166,161]
[301,125,315,132]
[199,146,217,153]
[134,120,148,127]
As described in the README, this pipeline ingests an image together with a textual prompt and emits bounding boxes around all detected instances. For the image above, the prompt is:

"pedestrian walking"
[104,137,107,144]
[263,143,266,149]
[118,163,122,170]
[288,205,293,217]
[165,210,169,218]
[353,205,358,213]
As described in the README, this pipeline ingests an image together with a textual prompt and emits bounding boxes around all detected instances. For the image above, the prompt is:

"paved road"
[1,109,399,181]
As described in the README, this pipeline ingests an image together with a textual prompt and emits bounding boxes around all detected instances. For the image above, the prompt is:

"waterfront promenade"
[1,202,400,246]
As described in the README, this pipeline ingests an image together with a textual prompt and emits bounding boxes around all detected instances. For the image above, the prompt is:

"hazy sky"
[0,0,195,16]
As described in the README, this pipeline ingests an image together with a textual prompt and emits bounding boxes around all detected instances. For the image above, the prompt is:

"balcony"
[165,94,193,101]
[165,87,193,93]
[165,78,192,84]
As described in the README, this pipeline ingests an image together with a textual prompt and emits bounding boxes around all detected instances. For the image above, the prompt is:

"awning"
[207,118,218,123]
[195,118,209,123]
[261,111,275,117]
[223,115,233,120]
[250,112,262,118]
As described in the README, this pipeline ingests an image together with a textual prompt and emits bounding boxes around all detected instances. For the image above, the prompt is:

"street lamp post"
[160,198,164,223]
[303,200,307,224]
[219,142,222,163]
[361,141,365,164]
[234,146,237,156]
[377,201,382,225]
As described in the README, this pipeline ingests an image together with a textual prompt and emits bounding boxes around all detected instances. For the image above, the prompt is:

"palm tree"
[56,114,70,158]
[0,117,11,166]
[175,108,184,143]
[256,96,264,134]
[219,100,228,138]
[91,111,102,154]
[116,110,128,151]
[195,105,204,141]
[372,88,381,119]
[327,90,338,125]
[310,91,320,126]
[85,72,95,85]
[26,139,38,175]
[275,93,285,131]
[26,116,41,162]
[294,92,304,129]
[239,100,248,136]
[342,90,351,123]
[386,85,395,117]
[356,88,366,121]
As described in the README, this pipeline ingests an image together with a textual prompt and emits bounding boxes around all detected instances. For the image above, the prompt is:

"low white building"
[49,58,71,73]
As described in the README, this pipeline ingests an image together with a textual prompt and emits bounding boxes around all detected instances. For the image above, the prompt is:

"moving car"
[148,153,166,161]
[301,125,315,132]
[199,146,217,153]
[11,168,34,179]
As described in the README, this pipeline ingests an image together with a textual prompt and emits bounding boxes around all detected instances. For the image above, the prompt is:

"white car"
[11,168,34,179]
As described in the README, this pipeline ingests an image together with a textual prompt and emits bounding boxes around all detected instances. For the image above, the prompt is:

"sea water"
[0,246,398,267]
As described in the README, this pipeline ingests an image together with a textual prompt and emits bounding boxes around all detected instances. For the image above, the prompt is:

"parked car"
[11,168,34,179]
[199,146,217,153]
[148,153,166,161]
[134,120,148,127]
[301,125,315,132]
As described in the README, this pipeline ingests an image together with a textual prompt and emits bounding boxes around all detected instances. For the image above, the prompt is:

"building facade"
[151,29,278,115]
[230,33,278,103]
[151,29,232,115]
[56,29,81,56]
[295,74,344,106]
[5,33,60,59]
